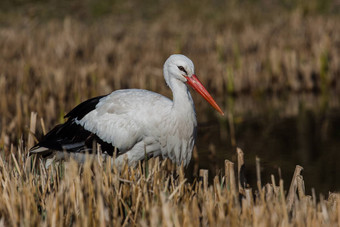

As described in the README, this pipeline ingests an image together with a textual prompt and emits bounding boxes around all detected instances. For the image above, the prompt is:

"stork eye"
[177,66,188,75]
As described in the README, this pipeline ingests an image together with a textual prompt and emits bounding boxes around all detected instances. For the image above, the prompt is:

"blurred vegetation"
[0,0,339,24]
[1,0,340,197]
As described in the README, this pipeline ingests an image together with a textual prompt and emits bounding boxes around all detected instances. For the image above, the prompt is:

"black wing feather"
[65,95,107,120]
[30,94,117,156]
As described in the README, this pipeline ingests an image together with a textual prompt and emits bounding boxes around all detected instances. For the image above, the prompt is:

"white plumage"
[30,54,223,167]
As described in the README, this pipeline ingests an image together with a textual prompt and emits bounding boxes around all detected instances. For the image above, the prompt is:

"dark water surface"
[189,93,340,196]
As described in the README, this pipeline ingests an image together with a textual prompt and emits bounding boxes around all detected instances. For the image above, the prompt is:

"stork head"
[164,54,224,115]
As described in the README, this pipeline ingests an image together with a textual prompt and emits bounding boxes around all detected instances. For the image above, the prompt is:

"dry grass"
[0,2,340,225]
[1,7,340,147]
[0,138,339,226]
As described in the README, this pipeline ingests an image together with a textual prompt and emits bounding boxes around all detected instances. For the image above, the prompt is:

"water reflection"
[191,93,340,196]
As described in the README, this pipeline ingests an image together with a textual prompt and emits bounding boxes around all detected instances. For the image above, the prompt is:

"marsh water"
[190,92,340,196]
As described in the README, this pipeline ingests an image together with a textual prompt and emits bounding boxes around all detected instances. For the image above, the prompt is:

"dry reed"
[1,7,340,148]
[0,138,339,226]
[0,2,339,225]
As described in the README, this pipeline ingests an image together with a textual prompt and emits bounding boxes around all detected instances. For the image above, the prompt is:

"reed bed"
[1,2,340,225]
[0,116,338,226]
[0,136,339,226]
[1,7,340,147]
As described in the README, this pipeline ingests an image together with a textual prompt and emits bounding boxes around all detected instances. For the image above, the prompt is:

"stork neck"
[169,78,195,115]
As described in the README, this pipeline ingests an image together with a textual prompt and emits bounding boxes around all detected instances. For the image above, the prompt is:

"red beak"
[186,74,224,115]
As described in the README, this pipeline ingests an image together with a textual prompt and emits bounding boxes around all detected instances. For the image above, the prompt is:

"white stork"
[30,54,224,167]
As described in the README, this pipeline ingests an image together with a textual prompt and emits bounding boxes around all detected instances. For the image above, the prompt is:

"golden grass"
[1,9,340,146]
[1,3,340,225]
[0,117,338,226]
[0,138,339,226]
